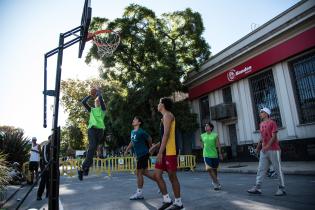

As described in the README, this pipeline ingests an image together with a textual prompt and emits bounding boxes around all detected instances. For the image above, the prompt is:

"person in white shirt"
[29,137,40,184]
[37,135,51,200]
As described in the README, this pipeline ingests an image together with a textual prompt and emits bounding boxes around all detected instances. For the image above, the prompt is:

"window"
[290,53,315,124]
[250,70,282,129]
[223,86,232,103]
[199,96,210,132]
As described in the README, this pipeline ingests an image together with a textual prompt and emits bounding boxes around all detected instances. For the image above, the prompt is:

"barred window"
[290,53,315,124]
[250,70,282,129]
[223,86,232,103]
[199,96,210,132]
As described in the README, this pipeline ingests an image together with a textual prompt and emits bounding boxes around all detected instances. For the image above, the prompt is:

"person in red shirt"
[247,107,286,196]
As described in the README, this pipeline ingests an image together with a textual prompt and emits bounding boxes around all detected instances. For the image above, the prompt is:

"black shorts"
[137,153,150,170]
[29,161,39,171]
[204,157,219,169]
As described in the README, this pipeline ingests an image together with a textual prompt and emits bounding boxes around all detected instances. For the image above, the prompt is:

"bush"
[0,153,11,200]
[0,126,31,166]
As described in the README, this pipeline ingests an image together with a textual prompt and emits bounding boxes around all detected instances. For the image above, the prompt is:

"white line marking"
[59,199,64,210]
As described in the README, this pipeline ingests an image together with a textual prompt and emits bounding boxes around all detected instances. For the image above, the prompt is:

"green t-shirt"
[201,132,218,158]
[131,128,150,158]
[88,107,105,129]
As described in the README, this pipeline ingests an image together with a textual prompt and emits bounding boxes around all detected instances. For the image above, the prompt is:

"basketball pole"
[43,26,84,210]
[41,1,91,209]
[49,32,64,210]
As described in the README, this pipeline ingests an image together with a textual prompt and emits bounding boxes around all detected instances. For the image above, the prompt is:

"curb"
[194,167,315,175]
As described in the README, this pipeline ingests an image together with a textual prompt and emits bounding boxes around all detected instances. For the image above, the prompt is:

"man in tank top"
[29,137,40,184]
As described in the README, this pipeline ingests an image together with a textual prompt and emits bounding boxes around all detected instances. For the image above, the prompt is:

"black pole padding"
[48,32,64,210]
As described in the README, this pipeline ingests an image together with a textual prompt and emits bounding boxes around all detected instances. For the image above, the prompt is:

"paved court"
[4,171,315,210]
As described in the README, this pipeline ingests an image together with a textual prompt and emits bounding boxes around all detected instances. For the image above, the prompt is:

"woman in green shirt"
[200,122,223,190]
[78,87,106,181]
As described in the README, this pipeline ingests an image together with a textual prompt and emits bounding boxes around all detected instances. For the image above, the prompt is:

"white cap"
[260,107,271,115]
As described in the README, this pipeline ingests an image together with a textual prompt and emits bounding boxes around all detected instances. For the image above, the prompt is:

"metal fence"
[22,155,196,178]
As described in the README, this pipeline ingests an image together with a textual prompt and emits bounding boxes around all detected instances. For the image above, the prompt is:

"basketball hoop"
[88,30,120,58]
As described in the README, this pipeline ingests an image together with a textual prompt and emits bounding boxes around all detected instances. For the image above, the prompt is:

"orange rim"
[86,29,118,43]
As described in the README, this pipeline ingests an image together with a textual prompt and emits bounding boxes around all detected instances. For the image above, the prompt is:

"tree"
[86,4,210,144]
[60,123,84,157]
[61,4,210,150]
[61,78,124,148]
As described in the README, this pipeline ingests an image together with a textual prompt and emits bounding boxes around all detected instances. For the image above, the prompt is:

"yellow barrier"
[22,162,32,183]
[58,157,136,177]
[105,156,136,176]
[149,155,196,171]
[60,159,83,176]
[23,155,196,178]
[177,155,196,171]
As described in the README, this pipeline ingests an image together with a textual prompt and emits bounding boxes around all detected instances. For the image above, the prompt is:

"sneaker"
[212,181,222,190]
[158,201,173,210]
[267,170,277,178]
[270,171,277,178]
[214,183,222,191]
[77,170,83,181]
[275,188,286,196]
[247,186,261,194]
[129,192,144,200]
[167,204,185,210]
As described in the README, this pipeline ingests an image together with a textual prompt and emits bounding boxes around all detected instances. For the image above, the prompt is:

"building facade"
[185,0,315,161]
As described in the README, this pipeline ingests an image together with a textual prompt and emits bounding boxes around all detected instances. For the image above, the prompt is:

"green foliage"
[60,123,84,157]
[0,153,11,193]
[173,100,199,133]
[86,4,210,87]
[61,78,124,148]
[0,126,30,166]
[61,79,105,146]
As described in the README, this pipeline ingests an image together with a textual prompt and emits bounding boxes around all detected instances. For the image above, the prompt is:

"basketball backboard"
[78,0,92,58]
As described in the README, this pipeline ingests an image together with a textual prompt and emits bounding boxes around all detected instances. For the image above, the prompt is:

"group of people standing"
[28,86,284,209]
[77,87,185,210]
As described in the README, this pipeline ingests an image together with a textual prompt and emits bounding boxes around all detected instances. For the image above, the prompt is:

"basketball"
[90,88,97,97]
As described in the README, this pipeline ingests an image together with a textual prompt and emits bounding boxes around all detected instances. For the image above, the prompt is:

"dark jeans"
[82,128,104,172]
[37,167,49,198]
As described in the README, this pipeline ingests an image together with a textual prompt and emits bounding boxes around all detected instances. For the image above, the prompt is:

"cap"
[260,107,271,115]
[32,137,37,141]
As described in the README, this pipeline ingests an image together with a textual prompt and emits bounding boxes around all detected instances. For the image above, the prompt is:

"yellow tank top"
[165,120,176,156]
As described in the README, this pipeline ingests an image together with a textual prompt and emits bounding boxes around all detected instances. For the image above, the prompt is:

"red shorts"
[155,155,177,171]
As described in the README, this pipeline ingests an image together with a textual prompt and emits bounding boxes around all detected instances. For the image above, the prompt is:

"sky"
[0,0,300,143]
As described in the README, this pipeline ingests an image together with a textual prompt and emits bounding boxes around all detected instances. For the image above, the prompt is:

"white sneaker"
[129,192,144,200]
[275,188,286,196]
[247,186,262,194]
[212,182,222,190]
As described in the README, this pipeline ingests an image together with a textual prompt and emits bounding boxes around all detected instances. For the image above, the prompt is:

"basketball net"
[89,30,120,58]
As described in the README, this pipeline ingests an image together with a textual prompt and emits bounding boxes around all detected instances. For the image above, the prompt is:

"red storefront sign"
[188,27,315,100]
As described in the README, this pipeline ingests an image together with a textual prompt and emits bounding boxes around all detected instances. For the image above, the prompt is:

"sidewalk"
[195,161,315,175]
